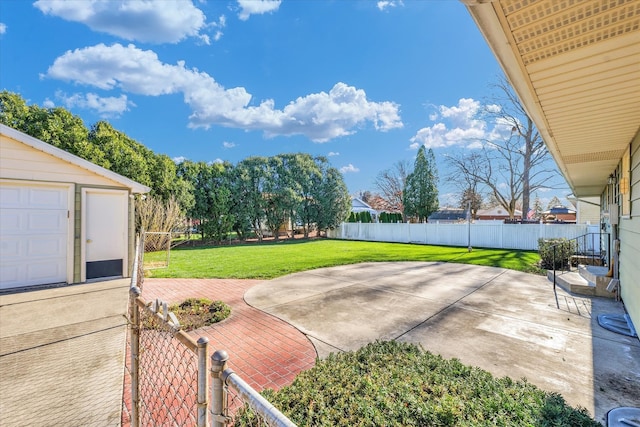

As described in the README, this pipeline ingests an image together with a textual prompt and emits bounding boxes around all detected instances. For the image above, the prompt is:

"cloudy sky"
[0,0,569,206]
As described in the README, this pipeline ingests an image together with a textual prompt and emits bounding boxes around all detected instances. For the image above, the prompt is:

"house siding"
[619,132,640,332]
[575,197,600,225]
[1,135,120,187]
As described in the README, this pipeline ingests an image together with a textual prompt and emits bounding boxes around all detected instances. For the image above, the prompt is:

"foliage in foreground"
[168,298,230,331]
[235,341,600,427]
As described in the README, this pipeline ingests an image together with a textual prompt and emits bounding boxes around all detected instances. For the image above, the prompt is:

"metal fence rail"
[211,350,297,427]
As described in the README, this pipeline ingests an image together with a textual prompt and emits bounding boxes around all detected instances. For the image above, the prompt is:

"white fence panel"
[501,224,540,250]
[331,222,594,251]
[539,224,589,240]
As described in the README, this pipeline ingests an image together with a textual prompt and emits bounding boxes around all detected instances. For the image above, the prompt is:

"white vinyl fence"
[328,222,600,251]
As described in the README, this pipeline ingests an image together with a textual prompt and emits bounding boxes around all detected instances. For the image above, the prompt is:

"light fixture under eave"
[608,174,616,185]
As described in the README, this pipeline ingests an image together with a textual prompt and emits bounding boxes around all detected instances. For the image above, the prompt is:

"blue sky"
[0,0,570,207]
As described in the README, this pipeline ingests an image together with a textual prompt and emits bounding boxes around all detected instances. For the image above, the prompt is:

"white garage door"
[0,183,70,290]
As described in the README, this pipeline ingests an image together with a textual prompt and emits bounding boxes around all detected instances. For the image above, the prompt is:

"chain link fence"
[129,288,209,427]
[124,234,298,427]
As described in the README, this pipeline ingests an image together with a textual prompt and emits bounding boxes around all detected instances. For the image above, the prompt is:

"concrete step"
[578,264,610,285]
[547,269,614,298]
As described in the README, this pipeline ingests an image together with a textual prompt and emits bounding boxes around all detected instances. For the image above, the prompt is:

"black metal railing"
[550,232,610,293]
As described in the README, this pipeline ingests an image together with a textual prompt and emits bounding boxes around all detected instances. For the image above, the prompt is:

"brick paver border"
[122,278,317,425]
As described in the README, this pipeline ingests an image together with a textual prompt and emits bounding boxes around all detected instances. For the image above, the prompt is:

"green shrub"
[168,298,231,331]
[234,341,599,426]
[538,238,576,269]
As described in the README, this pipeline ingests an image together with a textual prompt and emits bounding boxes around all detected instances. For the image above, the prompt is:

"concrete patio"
[245,261,640,424]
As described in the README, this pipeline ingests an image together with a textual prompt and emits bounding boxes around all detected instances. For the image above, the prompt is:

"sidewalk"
[0,279,130,427]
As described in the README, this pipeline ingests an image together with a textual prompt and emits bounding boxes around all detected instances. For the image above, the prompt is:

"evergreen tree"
[532,194,544,219]
[403,146,439,222]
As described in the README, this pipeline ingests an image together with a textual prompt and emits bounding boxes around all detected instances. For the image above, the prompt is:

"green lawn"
[145,238,542,279]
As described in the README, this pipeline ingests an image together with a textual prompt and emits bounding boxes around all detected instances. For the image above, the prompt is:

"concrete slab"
[0,279,130,427]
[247,262,640,425]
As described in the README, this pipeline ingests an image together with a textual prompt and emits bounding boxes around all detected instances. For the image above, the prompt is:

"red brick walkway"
[139,278,317,391]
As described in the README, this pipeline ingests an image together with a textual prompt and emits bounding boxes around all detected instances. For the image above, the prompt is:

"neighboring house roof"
[0,124,150,194]
[428,208,467,221]
[464,0,640,197]
[543,205,577,215]
[476,206,522,217]
[351,197,377,213]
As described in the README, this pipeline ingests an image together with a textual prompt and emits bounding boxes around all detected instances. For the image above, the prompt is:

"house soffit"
[467,0,640,197]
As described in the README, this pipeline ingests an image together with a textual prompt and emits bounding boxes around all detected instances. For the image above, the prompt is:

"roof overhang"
[1,124,151,194]
[464,0,640,197]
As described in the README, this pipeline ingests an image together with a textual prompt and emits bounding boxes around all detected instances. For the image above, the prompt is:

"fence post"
[211,349,230,427]
[129,286,141,427]
[197,337,209,427]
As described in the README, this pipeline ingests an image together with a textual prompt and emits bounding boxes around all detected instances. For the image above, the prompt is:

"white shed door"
[83,189,128,280]
[0,183,70,289]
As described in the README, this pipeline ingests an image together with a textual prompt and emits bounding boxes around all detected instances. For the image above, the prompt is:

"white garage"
[0,124,149,291]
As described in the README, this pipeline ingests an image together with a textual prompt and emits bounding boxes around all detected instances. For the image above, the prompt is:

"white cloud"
[223,141,236,148]
[42,98,55,108]
[340,164,360,174]
[212,158,224,164]
[209,15,226,41]
[56,91,133,117]
[45,43,403,142]
[173,156,187,163]
[33,0,207,44]
[377,1,403,11]
[328,151,339,157]
[0,23,7,34]
[410,98,512,150]
[237,0,281,21]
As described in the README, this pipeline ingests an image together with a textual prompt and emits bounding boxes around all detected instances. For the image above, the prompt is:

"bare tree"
[374,160,411,214]
[447,78,560,218]
[485,78,555,216]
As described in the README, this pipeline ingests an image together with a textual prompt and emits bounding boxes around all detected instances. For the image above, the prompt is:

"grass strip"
[145,239,542,279]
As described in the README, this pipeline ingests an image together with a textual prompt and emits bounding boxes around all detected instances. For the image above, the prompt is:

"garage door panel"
[0,238,20,257]
[1,209,67,235]
[1,236,65,258]
[0,209,21,231]
[28,236,66,256]
[0,186,21,206]
[27,211,67,233]
[1,259,66,288]
[0,183,70,289]
[28,188,67,209]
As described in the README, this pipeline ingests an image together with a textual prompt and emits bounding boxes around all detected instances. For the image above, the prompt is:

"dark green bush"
[233,341,600,426]
[538,238,576,269]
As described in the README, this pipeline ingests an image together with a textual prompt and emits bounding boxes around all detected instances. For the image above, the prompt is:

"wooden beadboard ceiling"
[465,0,640,197]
